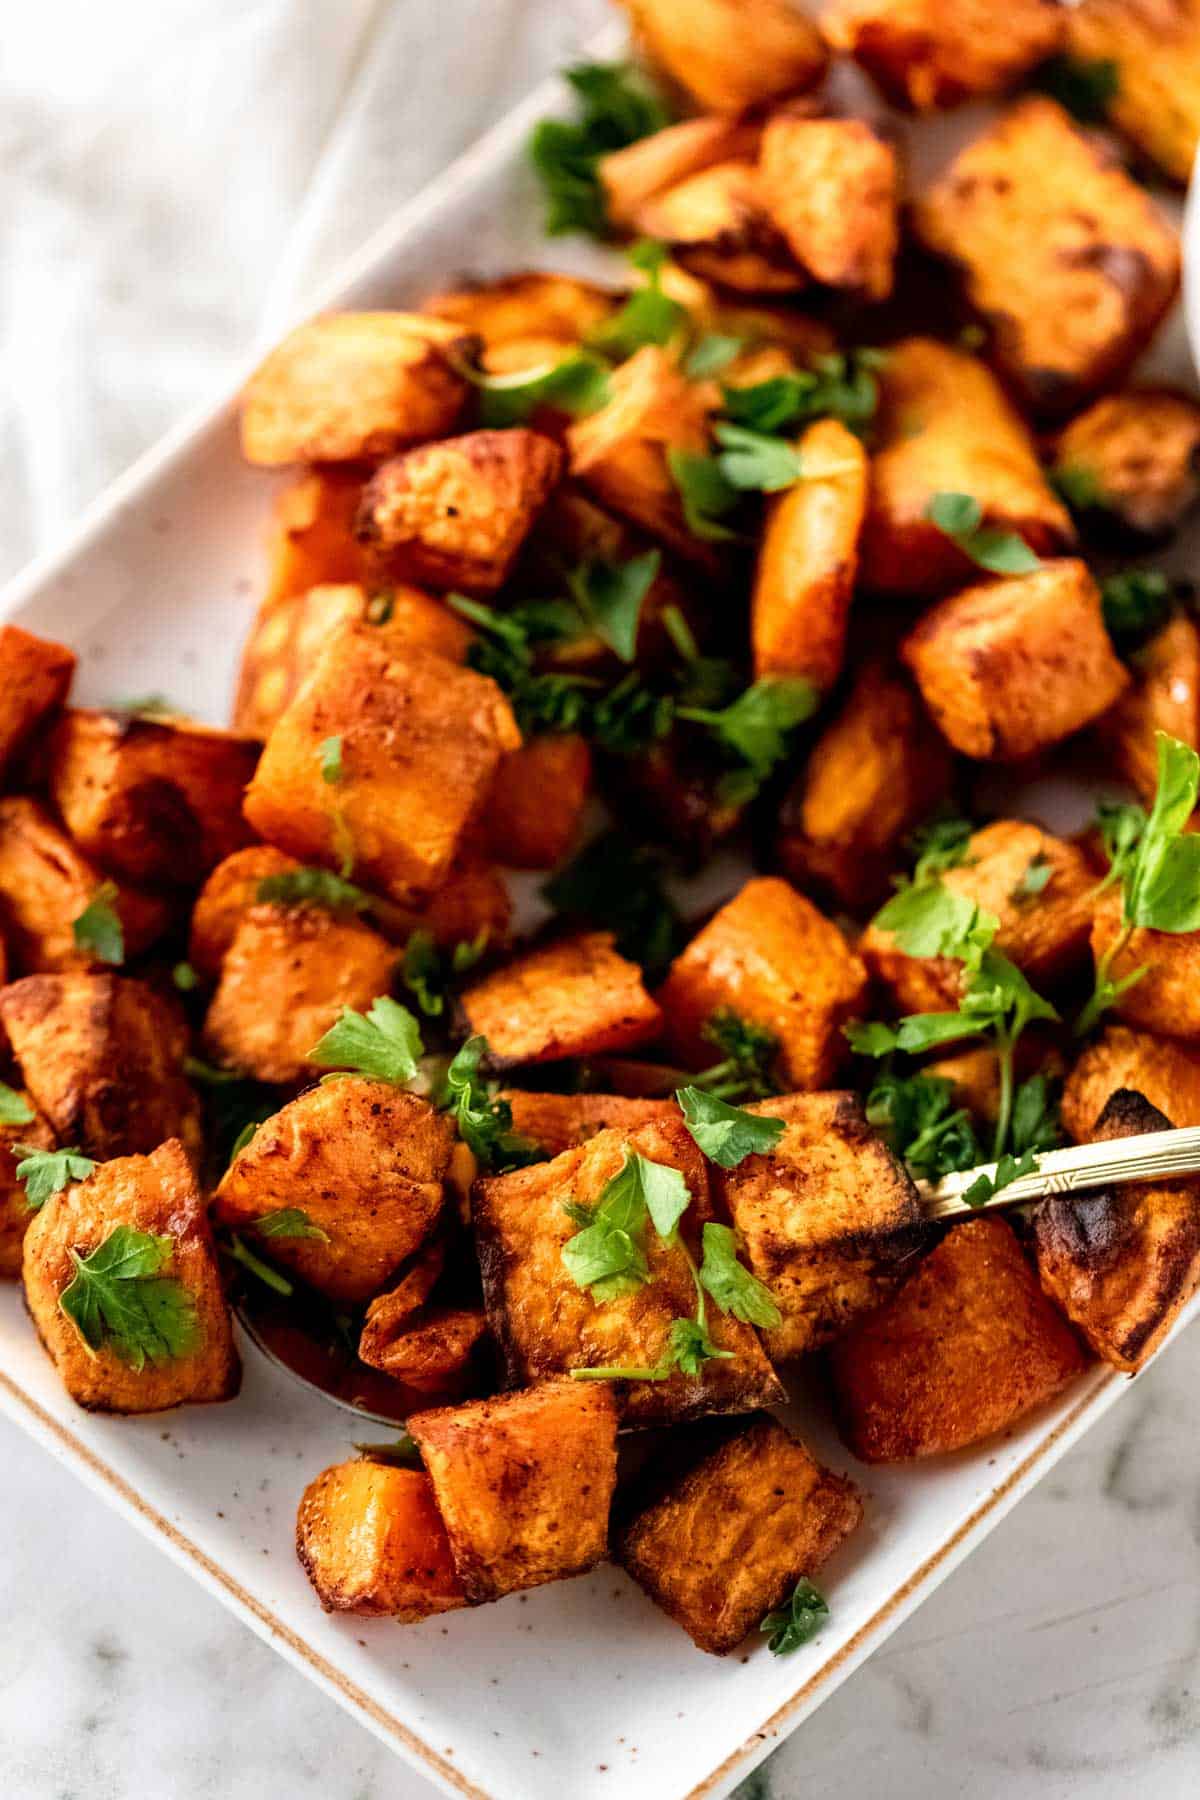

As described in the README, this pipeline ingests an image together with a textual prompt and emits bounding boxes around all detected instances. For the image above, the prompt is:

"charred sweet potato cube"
[202,903,396,1086]
[1090,886,1200,1040]
[658,878,869,1091]
[356,430,564,596]
[421,271,617,347]
[599,117,763,232]
[861,820,1097,1014]
[502,1091,678,1159]
[0,973,200,1162]
[1035,1089,1200,1370]
[912,98,1180,416]
[622,0,827,111]
[296,1460,466,1619]
[0,625,75,780]
[758,115,898,300]
[901,559,1128,760]
[1097,614,1200,801]
[1066,0,1200,184]
[240,312,477,466]
[22,1139,239,1413]
[1052,389,1200,544]
[262,468,372,607]
[215,1078,449,1302]
[830,1216,1088,1460]
[458,931,661,1069]
[822,0,1064,110]
[859,338,1073,596]
[233,581,471,739]
[633,162,805,296]
[750,419,868,690]
[0,1091,55,1278]
[567,347,719,570]
[243,625,520,905]
[777,659,952,913]
[0,797,169,975]
[1062,1024,1200,1141]
[46,710,258,888]
[472,1111,784,1427]
[408,1381,618,1604]
[616,1416,862,1655]
[715,1092,930,1359]
[482,734,591,870]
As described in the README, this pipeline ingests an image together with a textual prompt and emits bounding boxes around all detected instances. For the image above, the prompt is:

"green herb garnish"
[59,1225,202,1370]
[256,866,372,913]
[761,1579,830,1655]
[307,997,424,1085]
[1101,569,1173,651]
[676,1086,785,1169]
[442,1036,542,1173]
[925,492,1041,576]
[695,1011,780,1103]
[251,1208,330,1242]
[543,832,683,979]
[72,882,124,966]
[865,1072,980,1181]
[529,62,672,237]
[0,1083,34,1127]
[588,240,688,356]
[16,1145,97,1211]
[319,735,344,784]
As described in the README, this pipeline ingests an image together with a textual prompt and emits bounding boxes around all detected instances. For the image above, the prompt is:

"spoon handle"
[917,1125,1200,1221]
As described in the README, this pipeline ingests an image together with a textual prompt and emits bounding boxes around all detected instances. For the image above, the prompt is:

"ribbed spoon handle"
[917,1126,1200,1221]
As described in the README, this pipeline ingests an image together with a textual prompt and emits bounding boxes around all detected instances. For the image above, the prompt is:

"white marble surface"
[2,4,1200,1797]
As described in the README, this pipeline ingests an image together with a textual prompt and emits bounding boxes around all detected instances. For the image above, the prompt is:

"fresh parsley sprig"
[903,814,974,886]
[694,1011,781,1103]
[925,492,1041,576]
[16,1145,97,1210]
[1077,733,1200,1034]
[73,882,124,966]
[721,351,886,438]
[865,1072,980,1182]
[587,240,688,357]
[529,63,673,238]
[761,1579,830,1655]
[676,1086,785,1169]
[676,676,818,805]
[256,867,373,914]
[251,1208,330,1243]
[400,929,488,1019]
[1101,569,1173,652]
[442,1037,542,1173]
[59,1225,202,1371]
[307,997,424,1086]
[543,832,683,980]
[0,1083,34,1127]
[459,351,612,428]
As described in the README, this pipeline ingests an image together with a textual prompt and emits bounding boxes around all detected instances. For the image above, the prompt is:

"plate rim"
[0,25,1190,1800]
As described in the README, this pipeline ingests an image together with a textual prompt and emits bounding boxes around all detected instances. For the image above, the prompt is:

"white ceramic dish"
[3,42,1200,1800]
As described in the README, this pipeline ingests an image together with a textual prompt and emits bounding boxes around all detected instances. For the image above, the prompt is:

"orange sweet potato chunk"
[296,1460,466,1619]
[458,930,661,1068]
[0,625,75,780]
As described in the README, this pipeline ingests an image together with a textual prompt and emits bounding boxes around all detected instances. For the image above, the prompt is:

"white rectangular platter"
[2,40,1199,1800]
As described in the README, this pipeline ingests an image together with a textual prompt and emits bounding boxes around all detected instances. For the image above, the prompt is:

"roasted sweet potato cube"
[187,846,303,979]
[472,1111,784,1426]
[215,1079,449,1302]
[482,734,591,871]
[859,338,1073,596]
[716,1093,930,1359]
[502,1091,678,1159]
[262,468,372,607]
[633,162,805,296]
[925,1035,1064,1129]
[1090,886,1200,1040]
[750,420,868,690]
[1096,614,1200,801]
[0,973,200,1162]
[658,878,868,1091]
[830,1216,1088,1460]
[244,625,520,904]
[616,1416,862,1655]
[0,625,75,780]
[912,98,1180,415]
[1062,1024,1200,1141]
[421,271,617,347]
[21,1139,239,1413]
[0,1091,55,1278]
[202,904,397,1086]
[240,312,477,466]
[624,0,826,110]
[46,710,258,887]
[1066,0,1200,184]
[359,1302,487,1394]
[567,347,719,570]
[0,797,169,975]
[758,115,898,300]
[901,560,1129,760]
[356,430,564,596]
[386,854,513,954]
[599,117,763,232]
[296,1460,466,1619]
[861,820,1097,1014]
[1052,389,1200,544]
[458,931,661,1069]
[234,581,471,739]
[408,1380,618,1604]
[822,0,1064,110]
[777,659,952,912]
[1034,1089,1200,1371]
